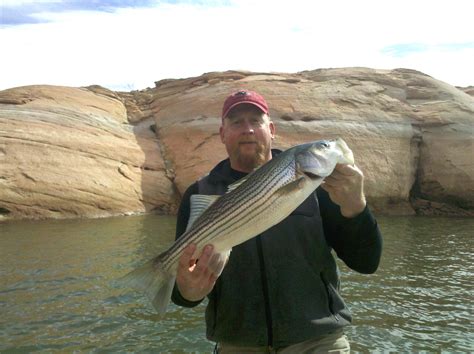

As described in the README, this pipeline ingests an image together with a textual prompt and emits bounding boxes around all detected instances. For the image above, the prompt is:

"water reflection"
[340,216,474,352]
[1,215,473,352]
[0,215,212,352]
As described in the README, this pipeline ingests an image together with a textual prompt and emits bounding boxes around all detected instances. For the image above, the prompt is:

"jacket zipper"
[256,235,273,347]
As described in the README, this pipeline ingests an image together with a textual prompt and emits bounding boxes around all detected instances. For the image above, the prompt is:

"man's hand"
[321,163,367,218]
[176,243,219,302]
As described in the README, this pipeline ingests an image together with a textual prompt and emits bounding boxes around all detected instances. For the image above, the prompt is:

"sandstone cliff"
[1,68,473,221]
[0,85,178,220]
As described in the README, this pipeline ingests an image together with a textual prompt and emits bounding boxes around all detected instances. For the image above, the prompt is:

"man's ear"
[269,120,276,139]
[219,125,225,143]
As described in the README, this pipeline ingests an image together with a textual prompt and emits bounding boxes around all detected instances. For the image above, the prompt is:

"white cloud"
[0,0,473,91]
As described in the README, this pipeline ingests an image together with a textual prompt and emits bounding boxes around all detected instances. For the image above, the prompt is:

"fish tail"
[119,259,176,315]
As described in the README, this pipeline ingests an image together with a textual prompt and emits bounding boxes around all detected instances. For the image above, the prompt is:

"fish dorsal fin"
[186,194,220,231]
[226,175,250,193]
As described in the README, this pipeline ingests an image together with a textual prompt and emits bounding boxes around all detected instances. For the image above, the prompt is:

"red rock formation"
[0,85,178,220]
[458,86,474,97]
[1,68,473,220]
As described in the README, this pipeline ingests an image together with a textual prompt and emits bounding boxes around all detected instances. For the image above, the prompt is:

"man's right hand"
[176,243,219,302]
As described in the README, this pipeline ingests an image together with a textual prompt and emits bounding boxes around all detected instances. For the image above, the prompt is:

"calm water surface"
[1,215,473,352]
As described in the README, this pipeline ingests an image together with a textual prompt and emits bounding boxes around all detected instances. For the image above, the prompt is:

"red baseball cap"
[221,90,269,119]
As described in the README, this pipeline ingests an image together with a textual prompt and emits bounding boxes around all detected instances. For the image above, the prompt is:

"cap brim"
[222,101,268,119]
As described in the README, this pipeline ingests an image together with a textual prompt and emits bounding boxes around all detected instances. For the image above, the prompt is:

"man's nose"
[241,120,255,134]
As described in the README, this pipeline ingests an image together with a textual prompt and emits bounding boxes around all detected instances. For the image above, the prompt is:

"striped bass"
[120,138,354,314]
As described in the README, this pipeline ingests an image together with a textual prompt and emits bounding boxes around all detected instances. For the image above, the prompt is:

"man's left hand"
[321,164,366,218]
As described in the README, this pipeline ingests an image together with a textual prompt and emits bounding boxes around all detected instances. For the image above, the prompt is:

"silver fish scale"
[159,149,299,270]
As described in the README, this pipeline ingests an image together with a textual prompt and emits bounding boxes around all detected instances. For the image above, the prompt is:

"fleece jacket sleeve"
[317,188,383,274]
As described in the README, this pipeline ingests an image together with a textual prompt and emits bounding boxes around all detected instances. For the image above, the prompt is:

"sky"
[1,0,473,91]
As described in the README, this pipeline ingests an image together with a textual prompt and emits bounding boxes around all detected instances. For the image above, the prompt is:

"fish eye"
[320,141,330,148]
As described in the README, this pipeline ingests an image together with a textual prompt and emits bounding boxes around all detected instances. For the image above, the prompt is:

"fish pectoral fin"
[187,194,220,231]
[208,249,231,277]
[275,176,306,196]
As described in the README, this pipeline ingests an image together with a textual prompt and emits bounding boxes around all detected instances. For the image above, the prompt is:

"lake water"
[1,215,473,352]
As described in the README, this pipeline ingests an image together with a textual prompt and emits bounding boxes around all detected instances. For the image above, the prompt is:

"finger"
[188,263,197,272]
[321,182,335,193]
[327,170,345,181]
[178,243,197,270]
[324,175,341,184]
[334,163,358,176]
[194,245,214,274]
[208,272,219,285]
[323,177,346,189]
[209,253,227,277]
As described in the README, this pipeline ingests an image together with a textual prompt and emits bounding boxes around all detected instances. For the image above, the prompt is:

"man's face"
[220,104,275,172]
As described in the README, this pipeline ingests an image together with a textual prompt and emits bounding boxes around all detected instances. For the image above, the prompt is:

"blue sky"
[381,42,474,58]
[1,0,473,91]
[1,1,159,25]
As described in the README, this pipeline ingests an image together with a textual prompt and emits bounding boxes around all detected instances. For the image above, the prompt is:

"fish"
[120,138,354,314]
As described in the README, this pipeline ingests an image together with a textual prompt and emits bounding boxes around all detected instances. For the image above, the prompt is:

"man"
[172,90,382,353]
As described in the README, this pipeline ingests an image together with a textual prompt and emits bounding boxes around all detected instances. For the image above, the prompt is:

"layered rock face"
[0,85,178,220]
[1,68,473,220]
